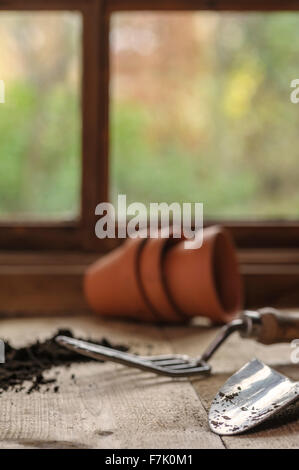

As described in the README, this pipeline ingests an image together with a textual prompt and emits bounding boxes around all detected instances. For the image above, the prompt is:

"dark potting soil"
[0,329,128,395]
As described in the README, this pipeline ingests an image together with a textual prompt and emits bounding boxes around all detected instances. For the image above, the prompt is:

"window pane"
[110,12,299,220]
[0,12,82,221]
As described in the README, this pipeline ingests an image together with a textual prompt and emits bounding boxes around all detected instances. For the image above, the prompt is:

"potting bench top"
[0,314,298,449]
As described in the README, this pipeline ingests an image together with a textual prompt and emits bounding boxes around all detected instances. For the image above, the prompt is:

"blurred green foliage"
[2,13,299,221]
[0,12,81,220]
[0,81,80,219]
[111,13,299,220]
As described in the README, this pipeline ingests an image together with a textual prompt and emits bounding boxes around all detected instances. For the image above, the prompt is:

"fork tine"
[147,359,189,366]
[161,363,198,370]
[140,354,187,362]
[159,365,211,376]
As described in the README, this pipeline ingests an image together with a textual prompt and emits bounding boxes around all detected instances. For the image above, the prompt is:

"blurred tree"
[0,12,81,219]
[111,12,299,220]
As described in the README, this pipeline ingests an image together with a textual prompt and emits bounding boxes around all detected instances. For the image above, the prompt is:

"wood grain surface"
[0,315,298,449]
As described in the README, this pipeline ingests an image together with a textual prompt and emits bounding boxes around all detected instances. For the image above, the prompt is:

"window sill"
[0,249,298,316]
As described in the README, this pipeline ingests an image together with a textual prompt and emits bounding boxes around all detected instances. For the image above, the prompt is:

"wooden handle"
[257,307,299,345]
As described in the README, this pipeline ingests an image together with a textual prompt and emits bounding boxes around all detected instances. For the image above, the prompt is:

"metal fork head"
[138,353,211,376]
[56,336,211,377]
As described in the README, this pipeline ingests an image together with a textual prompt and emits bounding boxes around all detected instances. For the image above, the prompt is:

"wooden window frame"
[0,0,109,253]
[1,0,299,314]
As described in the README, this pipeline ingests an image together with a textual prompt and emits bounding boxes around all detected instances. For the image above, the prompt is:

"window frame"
[1,0,299,314]
[107,0,299,251]
[1,0,299,251]
[0,0,109,252]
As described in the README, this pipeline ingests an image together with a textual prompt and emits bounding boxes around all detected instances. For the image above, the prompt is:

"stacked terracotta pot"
[84,226,243,324]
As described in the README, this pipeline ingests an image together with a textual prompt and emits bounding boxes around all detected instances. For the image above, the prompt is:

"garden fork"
[56,308,299,377]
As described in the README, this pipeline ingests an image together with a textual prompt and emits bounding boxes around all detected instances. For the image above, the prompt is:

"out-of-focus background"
[0,12,82,221]
[111,12,299,220]
[1,12,299,221]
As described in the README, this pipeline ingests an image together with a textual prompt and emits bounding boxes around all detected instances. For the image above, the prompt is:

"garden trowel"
[209,358,299,435]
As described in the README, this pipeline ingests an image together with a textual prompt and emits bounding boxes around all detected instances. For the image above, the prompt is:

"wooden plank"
[0,251,99,266]
[0,0,91,9]
[108,0,299,12]
[81,0,111,252]
[163,318,299,448]
[2,249,299,314]
[0,226,81,251]
[1,253,299,315]
[0,251,93,315]
[0,270,89,316]
[0,316,224,449]
[243,269,299,308]
[239,249,299,265]
[0,314,298,448]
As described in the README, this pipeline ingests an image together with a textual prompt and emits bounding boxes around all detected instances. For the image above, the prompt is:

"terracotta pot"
[84,226,243,324]
[163,226,242,324]
[84,236,157,322]
[137,230,186,323]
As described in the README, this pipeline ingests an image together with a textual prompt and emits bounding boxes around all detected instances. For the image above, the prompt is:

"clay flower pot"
[163,226,242,324]
[84,236,157,322]
[84,226,243,324]
[137,229,187,323]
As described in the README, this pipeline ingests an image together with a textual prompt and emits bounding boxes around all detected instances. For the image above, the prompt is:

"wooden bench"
[0,314,298,448]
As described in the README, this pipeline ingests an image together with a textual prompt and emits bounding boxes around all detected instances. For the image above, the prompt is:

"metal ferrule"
[239,310,263,339]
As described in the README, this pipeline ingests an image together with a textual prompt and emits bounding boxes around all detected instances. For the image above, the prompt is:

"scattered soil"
[218,390,240,401]
[0,329,128,395]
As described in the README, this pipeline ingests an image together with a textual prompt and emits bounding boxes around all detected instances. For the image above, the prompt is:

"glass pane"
[0,12,82,221]
[110,12,299,220]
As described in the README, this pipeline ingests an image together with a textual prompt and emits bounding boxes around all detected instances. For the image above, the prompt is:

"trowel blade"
[209,359,299,435]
